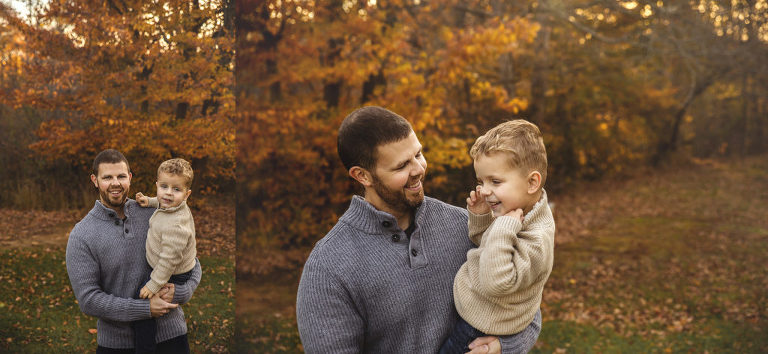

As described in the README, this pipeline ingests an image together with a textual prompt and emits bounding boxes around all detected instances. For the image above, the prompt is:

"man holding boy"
[296,106,503,353]
[66,149,201,353]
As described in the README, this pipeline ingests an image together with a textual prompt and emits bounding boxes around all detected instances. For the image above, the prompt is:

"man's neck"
[101,199,126,219]
[363,195,414,231]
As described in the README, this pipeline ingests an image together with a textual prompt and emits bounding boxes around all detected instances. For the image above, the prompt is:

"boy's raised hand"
[467,185,491,215]
[135,192,149,207]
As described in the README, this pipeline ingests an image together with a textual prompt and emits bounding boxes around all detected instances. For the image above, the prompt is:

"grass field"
[0,248,234,352]
[235,155,768,353]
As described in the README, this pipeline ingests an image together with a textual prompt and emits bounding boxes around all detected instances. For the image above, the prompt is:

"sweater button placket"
[391,234,400,243]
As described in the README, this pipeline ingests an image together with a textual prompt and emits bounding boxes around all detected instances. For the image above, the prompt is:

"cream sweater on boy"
[453,190,555,335]
[144,197,197,294]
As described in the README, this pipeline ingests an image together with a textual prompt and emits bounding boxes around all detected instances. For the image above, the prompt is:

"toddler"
[440,120,555,354]
[132,158,198,353]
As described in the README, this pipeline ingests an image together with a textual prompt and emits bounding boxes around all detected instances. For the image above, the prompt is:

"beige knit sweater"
[453,190,555,335]
[144,197,197,294]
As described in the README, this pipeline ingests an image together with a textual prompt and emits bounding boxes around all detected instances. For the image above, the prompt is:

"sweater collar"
[340,195,428,234]
[522,189,549,227]
[89,199,139,221]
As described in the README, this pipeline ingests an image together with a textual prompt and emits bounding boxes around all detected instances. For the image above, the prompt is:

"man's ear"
[90,174,98,188]
[527,171,542,194]
[349,166,373,187]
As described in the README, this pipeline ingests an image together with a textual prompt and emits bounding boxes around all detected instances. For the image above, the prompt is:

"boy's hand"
[135,192,149,207]
[505,208,524,222]
[467,186,491,215]
[139,285,154,299]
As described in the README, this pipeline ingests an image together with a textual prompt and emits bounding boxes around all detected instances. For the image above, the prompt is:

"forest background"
[236,0,768,352]
[0,0,236,351]
[238,0,768,276]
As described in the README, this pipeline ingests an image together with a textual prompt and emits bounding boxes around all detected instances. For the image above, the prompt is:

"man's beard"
[99,187,128,209]
[370,173,424,214]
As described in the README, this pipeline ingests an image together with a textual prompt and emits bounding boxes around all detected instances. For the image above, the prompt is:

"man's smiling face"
[92,162,132,210]
[367,131,427,215]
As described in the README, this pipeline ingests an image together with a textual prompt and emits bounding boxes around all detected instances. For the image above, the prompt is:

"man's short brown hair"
[158,158,194,189]
[470,119,548,186]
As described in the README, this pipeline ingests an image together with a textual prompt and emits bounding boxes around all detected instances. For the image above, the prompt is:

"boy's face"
[155,172,191,209]
[91,162,132,210]
[474,153,534,217]
[367,131,427,214]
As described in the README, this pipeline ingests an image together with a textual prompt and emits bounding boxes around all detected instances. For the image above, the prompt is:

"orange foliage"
[0,0,234,193]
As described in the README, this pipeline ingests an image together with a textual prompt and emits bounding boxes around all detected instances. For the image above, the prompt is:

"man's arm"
[65,232,150,322]
[296,255,364,354]
[172,258,201,305]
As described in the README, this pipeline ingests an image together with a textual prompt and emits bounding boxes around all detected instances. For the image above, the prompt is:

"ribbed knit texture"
[296,195,474,354]
[144,198,197,294]
[453,190,555,335]
[66,199,202,349]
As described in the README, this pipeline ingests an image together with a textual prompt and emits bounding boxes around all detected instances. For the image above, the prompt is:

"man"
[66,149,202,353]
[296,106,503,353]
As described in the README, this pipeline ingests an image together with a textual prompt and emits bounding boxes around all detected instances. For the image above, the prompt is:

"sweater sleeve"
[147,197,159,208]
[467,210,493,246]
[65,231,150,322]
[172,258,201,305]
[296,254,364,354]
[476,216,546,297]
[145,224,192,294]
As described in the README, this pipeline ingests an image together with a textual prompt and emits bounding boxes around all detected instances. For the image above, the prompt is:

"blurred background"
[236,0,768,352]
[0,0,235,351]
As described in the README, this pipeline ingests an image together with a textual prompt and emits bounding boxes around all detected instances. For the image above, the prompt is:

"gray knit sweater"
[296,195,474,353]
[66,199,202,349]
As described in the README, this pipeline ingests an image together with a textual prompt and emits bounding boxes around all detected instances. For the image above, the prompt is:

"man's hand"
[466,336,501,354]
[157,283,175,303]
[150,295,178,317]
[135,192,149,207]
[505,207,524,222]
[467,186,491,215]
[139,285,154,299]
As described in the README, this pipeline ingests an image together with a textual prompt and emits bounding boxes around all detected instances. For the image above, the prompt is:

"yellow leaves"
[87,328,97,334]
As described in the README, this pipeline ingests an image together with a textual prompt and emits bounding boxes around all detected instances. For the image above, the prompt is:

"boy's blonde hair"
[470,119,548,186]
[158,158,194,189]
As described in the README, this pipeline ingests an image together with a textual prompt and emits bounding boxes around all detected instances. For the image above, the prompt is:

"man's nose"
[410,160,426,176]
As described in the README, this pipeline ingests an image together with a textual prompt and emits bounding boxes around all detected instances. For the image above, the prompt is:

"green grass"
[0,247,234,352]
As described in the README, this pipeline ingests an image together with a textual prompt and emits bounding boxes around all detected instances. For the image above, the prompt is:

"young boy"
[440,120,555,354]
[133,158,198,353]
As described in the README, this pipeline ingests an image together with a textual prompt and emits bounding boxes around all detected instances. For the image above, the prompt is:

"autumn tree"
[0,0,235,196]
[236,0,768,275]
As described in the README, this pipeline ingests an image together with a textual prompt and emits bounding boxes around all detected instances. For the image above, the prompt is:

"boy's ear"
[184,189,192,200]
[527,171,542,194]
[349,166,373,187]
